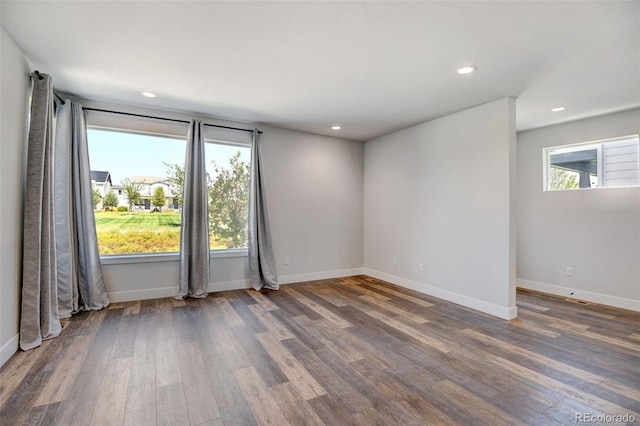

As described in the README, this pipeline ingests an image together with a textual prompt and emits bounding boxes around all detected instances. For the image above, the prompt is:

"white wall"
[86,102,364,301]
[263,126,364,280]
[363,98,517,319]
[0,28,30,367]
[517,109,640,311]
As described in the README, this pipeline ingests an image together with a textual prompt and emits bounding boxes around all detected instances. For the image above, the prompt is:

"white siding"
[602,136,639,187]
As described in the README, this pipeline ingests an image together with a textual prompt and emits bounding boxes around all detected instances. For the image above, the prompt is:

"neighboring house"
[130,176,179,210]
[90,170,112,210]
[90,172,179,211]
[109,184,128,208]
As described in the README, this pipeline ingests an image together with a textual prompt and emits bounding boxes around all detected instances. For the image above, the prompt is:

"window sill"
[544,185,639,193]
[100,249,248,265]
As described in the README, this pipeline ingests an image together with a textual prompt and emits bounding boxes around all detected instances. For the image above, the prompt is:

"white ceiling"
[1,1,639,141]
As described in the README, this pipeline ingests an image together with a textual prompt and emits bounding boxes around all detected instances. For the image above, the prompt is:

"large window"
[204,142,251,250]
[87,129,187,255]
[544,135,639,191]
[88,128,252,256]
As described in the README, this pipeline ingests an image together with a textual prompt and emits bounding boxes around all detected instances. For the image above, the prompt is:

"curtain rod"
[33,71,66,105]
[32,71,260,134]
[83,107,261,134]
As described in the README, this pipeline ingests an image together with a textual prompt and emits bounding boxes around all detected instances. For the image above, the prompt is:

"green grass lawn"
[94,211,182,255]
[94,211,181,232]
[94,211,230,255]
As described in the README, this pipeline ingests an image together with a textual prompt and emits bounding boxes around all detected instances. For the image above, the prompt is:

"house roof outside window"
[90,170,112,186]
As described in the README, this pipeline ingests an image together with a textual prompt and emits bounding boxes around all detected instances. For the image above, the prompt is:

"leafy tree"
[152,186,166,211]
[549,167,579,190]
[208,151,250,248]
[164,162,184,206]
[103,190,119,210]
[165,152,249,248]
[121,178,142,211]
[92,189,101,210]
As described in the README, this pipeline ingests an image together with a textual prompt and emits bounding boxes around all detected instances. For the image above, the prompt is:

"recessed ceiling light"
[551,106,566,112]
[331,125,341,131]
[142,91,156,98]
[456,65,477,75]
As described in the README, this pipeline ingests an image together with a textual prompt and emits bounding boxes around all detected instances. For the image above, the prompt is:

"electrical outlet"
[284,256,290,265]
[418,262,424,272]
[565,267,573,276]
[392,257,397,266]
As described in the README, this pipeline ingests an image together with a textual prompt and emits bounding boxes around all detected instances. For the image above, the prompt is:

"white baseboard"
[107,268,366,302]
[363,268,518,320]
[517,279,640,312]
[278,268,364,285]
[108,280,252,302]
[0,333,19,368]
[209,279,252,292]
[108,286,179,303]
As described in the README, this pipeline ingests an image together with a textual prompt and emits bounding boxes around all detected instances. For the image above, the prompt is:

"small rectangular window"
[544,135,639,191]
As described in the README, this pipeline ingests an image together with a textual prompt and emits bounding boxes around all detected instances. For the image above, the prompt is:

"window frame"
[86,122,252,264]
[99,249,248,265]
[543,135,639,192]
[203,137,252,252]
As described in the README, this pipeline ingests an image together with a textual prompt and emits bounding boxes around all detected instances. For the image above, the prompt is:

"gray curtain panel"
[177,120,210,299]
[53,99,78,318]
[55,100,110,317]
[248,130,279,290]
[20,73,62,350]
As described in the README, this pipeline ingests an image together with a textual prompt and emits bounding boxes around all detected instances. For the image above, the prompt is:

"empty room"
[1,1,639,425]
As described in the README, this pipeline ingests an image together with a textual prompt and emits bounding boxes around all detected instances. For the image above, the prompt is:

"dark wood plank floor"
[1,275,638,425]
